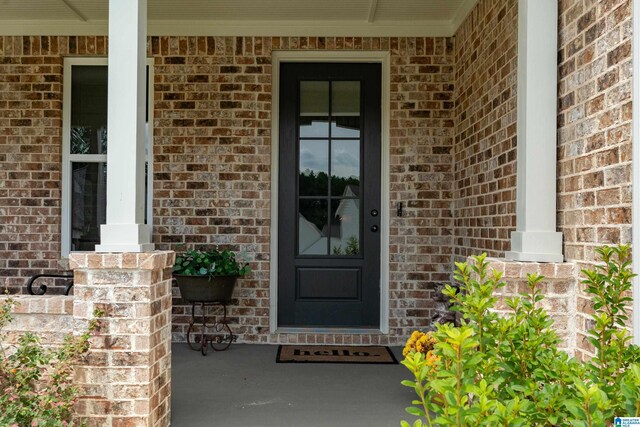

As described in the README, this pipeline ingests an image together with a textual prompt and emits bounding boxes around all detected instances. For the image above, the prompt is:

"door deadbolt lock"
[371,209,378,217]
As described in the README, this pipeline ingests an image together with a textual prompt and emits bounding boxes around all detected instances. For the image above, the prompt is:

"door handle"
[370,225,378,232]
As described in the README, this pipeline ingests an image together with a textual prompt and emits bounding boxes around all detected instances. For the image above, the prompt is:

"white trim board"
[269,50,391,334]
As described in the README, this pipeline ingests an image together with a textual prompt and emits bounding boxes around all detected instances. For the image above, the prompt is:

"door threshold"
[275,327,383,335]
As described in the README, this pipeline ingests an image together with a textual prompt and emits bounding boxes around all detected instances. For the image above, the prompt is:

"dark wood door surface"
[278,62,381,327]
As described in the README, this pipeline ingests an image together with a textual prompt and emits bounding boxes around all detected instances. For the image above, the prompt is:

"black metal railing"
[26,274,74,296]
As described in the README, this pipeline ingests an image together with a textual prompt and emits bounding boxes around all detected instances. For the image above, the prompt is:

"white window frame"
[61,57,154,256]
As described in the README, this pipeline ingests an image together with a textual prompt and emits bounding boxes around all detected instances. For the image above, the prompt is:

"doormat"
[276,345,398,364]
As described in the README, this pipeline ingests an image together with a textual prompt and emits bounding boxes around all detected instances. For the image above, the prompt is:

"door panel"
[297,268,360,299]
[278,62,381,328]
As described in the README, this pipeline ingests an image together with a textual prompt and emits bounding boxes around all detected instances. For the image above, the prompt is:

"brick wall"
[451,0,633,266]
[0,35,456,344]
[0,252,173,427]
[70,251,173,427]
[483,258,578,355]
[0,37,66,289]
[0,0,635,351]
[152,36,456,344]
[0,294,73,346]
[453,0,518,260]
[557,0,633,358]
[451,0,634,359]
[557,0,632,264]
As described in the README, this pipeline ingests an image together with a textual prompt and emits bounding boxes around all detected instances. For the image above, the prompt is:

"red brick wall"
[0,35,455,344]
[0,37,67,288]
[453,0,519,260]
[0,294,73,346]
[151,36,456,343]
[557,0,633,358]
[387,37,456,336]
[451,0,633,268]
[452,0,634,359]
[2,0,632,351]
[484,258,578,355]
[557,0,632,263]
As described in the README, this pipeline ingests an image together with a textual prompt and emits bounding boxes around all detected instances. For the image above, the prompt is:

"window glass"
[71,162,106,251]
[70,66,108,154]
[63,61,152,255]
[300,81,329,116]
[330,198,360,256]
[296,79,363,257]
[299,140,329,196]
[331,81,360,115]
[299,199,328,255]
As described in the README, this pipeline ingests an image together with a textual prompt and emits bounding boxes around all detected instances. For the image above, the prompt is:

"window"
[61,58,153,256]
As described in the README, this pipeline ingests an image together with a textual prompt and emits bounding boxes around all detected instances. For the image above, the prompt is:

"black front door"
[278,62,381,328]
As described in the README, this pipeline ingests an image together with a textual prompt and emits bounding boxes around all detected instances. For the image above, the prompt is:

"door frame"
[270,50,391,334]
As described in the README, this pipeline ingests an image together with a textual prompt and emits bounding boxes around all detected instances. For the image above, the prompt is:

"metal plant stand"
[186,301,237,355]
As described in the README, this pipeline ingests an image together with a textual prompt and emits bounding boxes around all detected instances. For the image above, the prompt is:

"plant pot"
[174,275,238,303]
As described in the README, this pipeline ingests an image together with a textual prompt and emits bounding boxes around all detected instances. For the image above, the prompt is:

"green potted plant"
[172,247,250,303]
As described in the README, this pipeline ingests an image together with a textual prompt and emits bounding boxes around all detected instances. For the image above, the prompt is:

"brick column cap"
[69,251,175,271]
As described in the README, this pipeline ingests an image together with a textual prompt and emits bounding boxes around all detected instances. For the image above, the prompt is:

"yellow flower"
[403,330,426,356]
[403,330,439,357]
[402,343,413,357]
[415,336,428,353]
[410,331,423,341]
[424,350,441,372]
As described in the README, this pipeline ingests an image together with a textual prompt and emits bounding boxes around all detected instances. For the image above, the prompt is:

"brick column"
[69,251,174,427]
[472,257,578,356]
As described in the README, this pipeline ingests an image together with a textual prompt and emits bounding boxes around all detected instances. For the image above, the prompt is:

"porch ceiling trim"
[59,0,88,22]
[0,19,456,37]
[451,0,479,32]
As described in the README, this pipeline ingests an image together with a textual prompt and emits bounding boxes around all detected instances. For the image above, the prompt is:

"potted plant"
[172,248,250,303]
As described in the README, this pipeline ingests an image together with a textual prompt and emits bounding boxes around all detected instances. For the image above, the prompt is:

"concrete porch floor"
[171,343,419,427]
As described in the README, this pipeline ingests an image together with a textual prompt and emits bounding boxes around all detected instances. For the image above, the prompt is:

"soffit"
[0,0,479,36]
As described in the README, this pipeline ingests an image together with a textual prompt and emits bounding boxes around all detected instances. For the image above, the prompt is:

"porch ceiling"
[0,0,478,37]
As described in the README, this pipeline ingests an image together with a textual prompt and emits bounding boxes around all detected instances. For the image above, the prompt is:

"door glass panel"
[332,81,360,115]
[331,140,360,196]
[300,117,329,138]
[331,117,360,138]
[330,198,360,256]
[300,81,329,115]
[71,162,107,251]
[300,81,329,137]
[299,199,328,255]
[297,79,363,257]
[71,66,108,154]
[299,140,328,196]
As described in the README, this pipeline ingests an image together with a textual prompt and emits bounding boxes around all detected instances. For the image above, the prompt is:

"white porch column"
[96,0,153,253]
[505,0,563,263]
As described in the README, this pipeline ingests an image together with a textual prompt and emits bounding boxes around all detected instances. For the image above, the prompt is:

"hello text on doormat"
[276,345,398,364]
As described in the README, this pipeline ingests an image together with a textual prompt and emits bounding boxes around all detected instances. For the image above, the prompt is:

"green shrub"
[173,247,251,277]
[401,245,640,427]
[0,298,102,426]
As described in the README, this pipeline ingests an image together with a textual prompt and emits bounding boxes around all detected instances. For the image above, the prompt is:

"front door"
[278,62,381,328]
